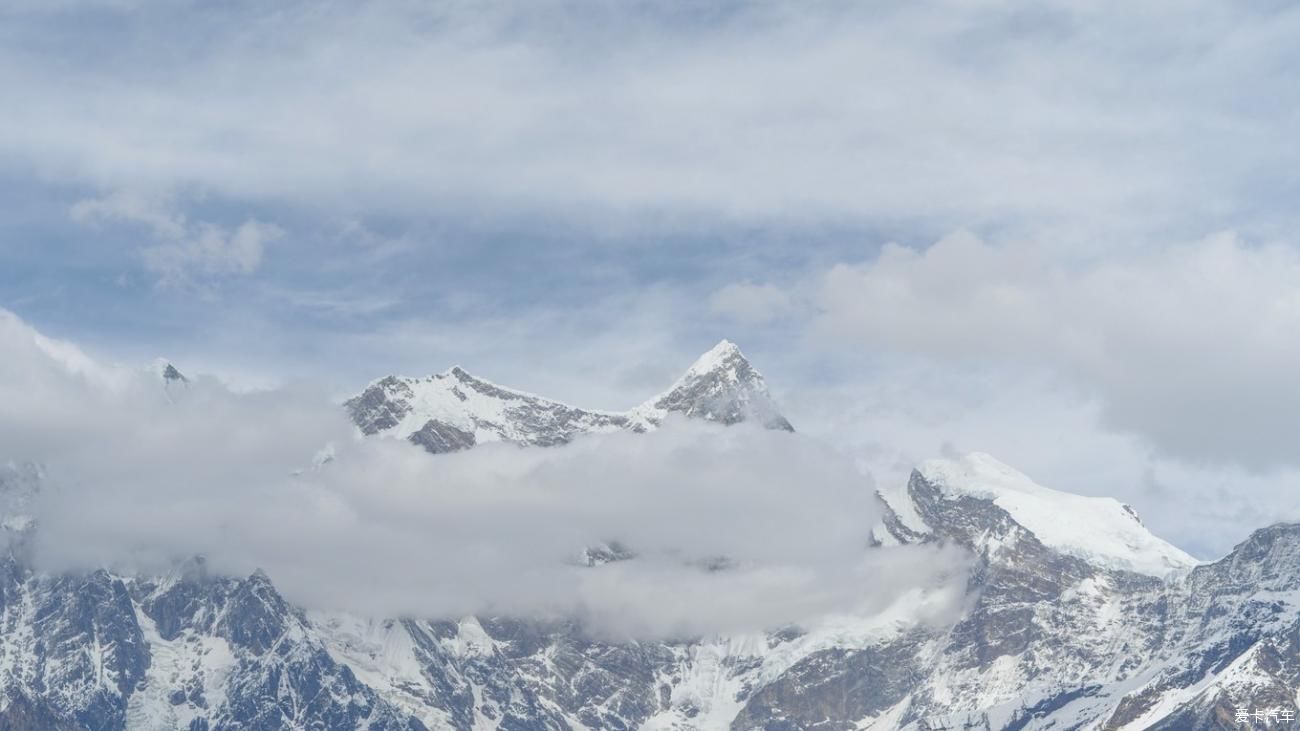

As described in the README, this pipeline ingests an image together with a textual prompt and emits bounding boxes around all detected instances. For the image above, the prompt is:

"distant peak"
[634,340,792,431]
[151,358,188,384]
[683,339,747,376]
[443,366,506,391]
[348,339,793,445]
[912,451,1198,575]
[162,364,186,383]
[711,338,739,352]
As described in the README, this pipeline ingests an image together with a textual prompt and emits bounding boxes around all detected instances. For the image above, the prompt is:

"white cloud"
[804,230,1300,470]
[0,309,966,638]
[71,191,282,284]
[142,219,280,280]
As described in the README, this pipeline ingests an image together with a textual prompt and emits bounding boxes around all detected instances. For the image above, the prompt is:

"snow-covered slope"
[629,339,793,431]
[908,452,1196,576]
[345,339,792,453]
[345,366,634,451]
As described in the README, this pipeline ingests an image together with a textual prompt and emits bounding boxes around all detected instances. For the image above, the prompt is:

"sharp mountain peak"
[345,340,792,452]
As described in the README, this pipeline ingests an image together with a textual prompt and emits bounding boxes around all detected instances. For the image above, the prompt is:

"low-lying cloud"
[0,309,966,638]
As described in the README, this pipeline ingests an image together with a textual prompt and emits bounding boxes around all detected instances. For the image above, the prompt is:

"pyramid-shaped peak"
[637,340,792,431]
[707,338,741,356]
[151,358,188,384]
[684,339,747,375]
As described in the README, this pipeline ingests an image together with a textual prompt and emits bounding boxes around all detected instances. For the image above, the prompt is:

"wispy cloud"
[70,191,281,286]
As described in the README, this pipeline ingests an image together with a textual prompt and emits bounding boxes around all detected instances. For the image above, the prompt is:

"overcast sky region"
[4,0,1300,573]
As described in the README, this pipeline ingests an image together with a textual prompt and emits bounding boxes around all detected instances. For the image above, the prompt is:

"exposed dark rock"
[408,418,477,454]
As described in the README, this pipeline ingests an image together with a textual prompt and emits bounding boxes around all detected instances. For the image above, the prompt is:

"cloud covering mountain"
[0,309,965,637]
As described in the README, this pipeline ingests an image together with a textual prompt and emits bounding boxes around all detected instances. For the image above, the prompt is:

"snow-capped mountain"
[149,359,188,386]
[626,339,794,432]
[345,339,792,454]
[2,342,1300,729]
[875,452,1196,576]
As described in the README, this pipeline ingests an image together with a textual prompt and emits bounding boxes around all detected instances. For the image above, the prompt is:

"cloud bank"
[802,231,1300,471]
[0,309,966,638]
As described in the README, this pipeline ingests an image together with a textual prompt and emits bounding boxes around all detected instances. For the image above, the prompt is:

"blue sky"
[5,0,1300,557]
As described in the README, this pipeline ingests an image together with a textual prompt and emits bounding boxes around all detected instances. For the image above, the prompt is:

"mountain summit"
[876,452,1196,576]
[344,340,792,454]
[630,339,793,431]
[149,358,188,385]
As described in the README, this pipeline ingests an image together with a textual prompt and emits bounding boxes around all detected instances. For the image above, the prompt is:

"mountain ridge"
[875,452,1197,577]
[1,342,1297,729]
[345,339,793,454]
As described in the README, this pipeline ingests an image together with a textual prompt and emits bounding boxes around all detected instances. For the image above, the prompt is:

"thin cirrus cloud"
[0,308,968,638]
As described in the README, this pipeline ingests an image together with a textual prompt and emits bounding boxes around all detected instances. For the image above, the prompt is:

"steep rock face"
[860,465,1174,729]
[128,568,423,731]
[0,552,425,731]
[408,419,478,454]
[724,461,1163,730]
[0,559,148,730]
[345,340,793,455]
[308,612,681,731]
[1096,524,1300,731]
[729,638,928,731]
[840,458,1300,731]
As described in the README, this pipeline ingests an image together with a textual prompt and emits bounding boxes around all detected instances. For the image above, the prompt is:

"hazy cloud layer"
[709,281,794,326]
[0,310,966,638]
[3,1,1298,237]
